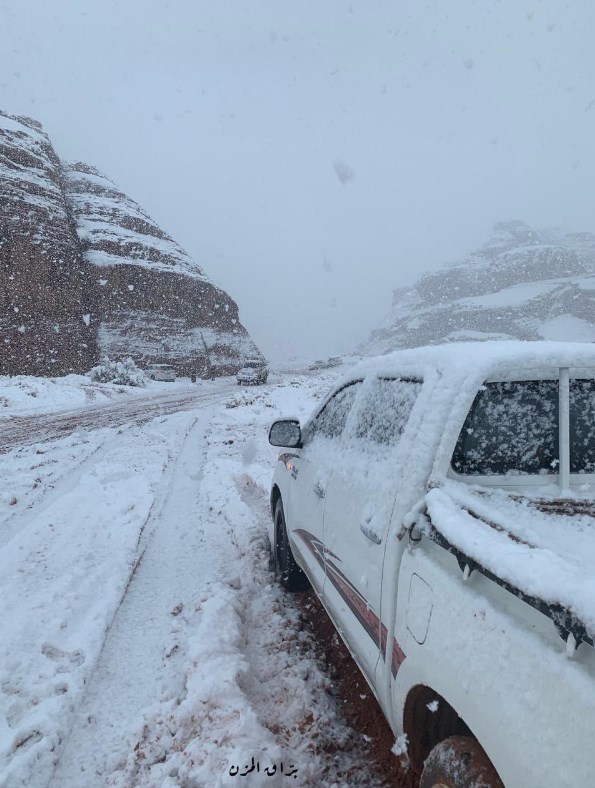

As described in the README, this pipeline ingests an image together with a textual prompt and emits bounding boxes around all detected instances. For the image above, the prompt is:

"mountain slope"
[64,163,259,375]
[0,111,261,377]
[0,112,97,375]
[360,221,595,355]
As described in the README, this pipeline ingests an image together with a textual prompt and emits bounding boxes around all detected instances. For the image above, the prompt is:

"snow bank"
[0,374,144,417]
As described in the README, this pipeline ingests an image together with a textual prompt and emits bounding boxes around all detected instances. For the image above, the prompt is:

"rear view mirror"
[269,419,302,448]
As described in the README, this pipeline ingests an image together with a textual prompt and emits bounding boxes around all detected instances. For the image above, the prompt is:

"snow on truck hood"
[425,479,595,642]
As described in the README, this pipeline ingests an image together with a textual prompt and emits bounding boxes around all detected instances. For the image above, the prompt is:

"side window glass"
[452,380,559,476]
[354,377,422,446]
[570,379,595,473]
[309,382,361,440]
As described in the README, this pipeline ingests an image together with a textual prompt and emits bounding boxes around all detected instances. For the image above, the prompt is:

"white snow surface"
[0,368,383,788]
[538,315,595,342]
[335,341,595,416]
[0,374,146,417]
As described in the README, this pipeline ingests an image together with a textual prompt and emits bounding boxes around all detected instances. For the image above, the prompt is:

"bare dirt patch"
[297,590,416,788]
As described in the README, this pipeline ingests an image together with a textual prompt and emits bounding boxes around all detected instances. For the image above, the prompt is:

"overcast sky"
[1,0,594,360]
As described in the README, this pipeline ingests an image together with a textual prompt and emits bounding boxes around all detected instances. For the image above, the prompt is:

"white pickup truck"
[268,342,595,787]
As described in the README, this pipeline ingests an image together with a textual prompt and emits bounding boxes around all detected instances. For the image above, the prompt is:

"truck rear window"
[570,379,595,473]
[452,381,559,476]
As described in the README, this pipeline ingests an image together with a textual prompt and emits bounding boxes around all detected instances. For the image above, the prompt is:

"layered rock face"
[65,163,258,376]
[0,112,261,377]
[360,221,595,354]
[0,112,97,375]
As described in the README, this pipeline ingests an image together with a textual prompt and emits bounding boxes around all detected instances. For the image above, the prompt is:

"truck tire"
[273,499,309,591]
[420,736,503,788]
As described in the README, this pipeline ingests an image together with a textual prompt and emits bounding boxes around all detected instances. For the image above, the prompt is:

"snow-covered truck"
[268,342,595,787]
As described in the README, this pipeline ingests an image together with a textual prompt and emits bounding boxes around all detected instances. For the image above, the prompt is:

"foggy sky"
[1,0,594,361]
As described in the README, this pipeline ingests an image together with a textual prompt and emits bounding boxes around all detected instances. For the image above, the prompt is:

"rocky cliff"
[0,112,97,375]
[360,221,595,355]
[0,111,261,377]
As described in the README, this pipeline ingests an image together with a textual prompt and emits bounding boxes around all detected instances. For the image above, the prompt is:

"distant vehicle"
[308,356,342,371]
[237,360,268,386]
[269,341,595,788]
[146,363,176,382]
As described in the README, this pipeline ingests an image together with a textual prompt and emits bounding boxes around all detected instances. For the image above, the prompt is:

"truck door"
[323,376,422,686]
[289,381,362,595]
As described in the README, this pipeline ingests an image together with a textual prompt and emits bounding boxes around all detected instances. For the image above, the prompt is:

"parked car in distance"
[237,359,268,385]
[146,363,176,382]
[307,356,342,371]
[268,341,595,788]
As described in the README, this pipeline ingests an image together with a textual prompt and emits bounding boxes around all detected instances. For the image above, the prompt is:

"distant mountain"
[359,221,595,355]
[0,111,261,377]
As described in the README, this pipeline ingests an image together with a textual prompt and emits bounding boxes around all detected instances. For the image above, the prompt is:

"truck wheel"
[420,736,503,788]
[273,499,309,592]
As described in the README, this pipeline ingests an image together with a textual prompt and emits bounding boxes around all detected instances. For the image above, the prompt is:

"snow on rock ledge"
[0,111,262,377]
[360,221,595,354]
[64,161,262,376]
[65,164,208,281]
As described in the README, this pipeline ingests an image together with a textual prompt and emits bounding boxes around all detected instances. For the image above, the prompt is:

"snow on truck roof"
[342,341,595,384]
[357,340,595,373]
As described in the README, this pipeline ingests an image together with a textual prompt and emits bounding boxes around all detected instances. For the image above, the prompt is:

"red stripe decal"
[294,529,406,675]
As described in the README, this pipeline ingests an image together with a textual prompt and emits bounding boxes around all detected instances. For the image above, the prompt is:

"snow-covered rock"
[0,111,262,378]
[65,162,262,375]
[360,221,595,353]
[0,111,98,375]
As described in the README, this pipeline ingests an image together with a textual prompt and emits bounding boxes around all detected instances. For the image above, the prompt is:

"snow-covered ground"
[0,368,387,788]
[0,373,199,418]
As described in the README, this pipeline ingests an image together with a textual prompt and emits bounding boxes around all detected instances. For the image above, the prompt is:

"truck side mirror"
[269,419,302,448]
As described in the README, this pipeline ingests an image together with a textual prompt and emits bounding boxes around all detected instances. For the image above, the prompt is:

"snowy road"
[1,376,396,788]
[49,412,215,786]
[0,381,235,451]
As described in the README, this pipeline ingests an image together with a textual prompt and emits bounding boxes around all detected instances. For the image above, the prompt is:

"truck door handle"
[313,482,325,499]
[360,523,381,544]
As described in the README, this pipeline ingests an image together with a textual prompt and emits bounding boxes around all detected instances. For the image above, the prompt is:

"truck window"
[452,380,559,476]
[309,382,362,440]
[570,379,595,473]
[354,377,422,446]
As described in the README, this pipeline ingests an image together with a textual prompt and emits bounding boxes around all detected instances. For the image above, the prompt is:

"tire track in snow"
[48,412,218,787]
[0,384,235,451]
[0,413,200,788]
[0,426,130,550]
[45,381,387,787]
[0,386,232,552]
